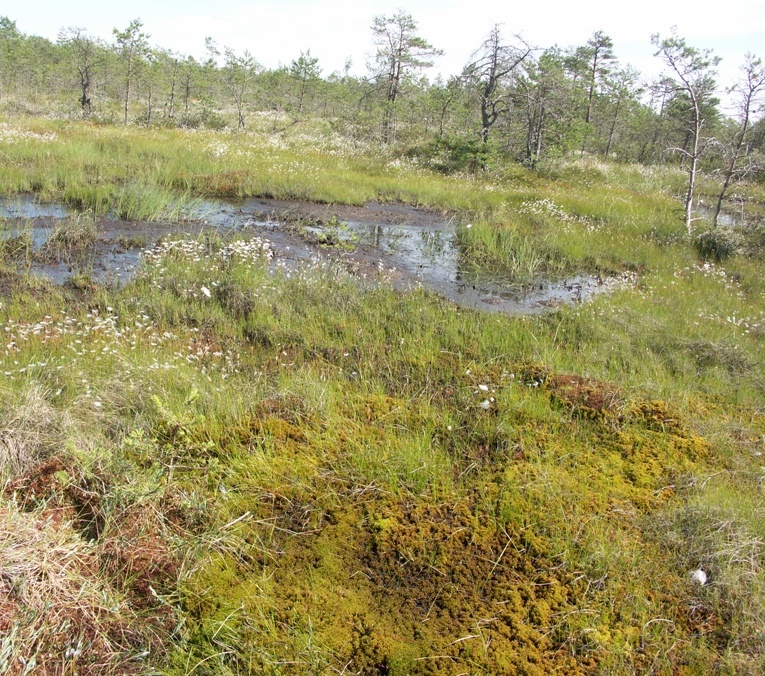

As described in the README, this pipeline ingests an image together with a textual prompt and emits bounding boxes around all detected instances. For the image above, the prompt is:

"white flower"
[690,569,707,585]
[201,286,211,298]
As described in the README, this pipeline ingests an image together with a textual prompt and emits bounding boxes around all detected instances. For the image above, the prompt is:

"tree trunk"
[123,52,133,125]
[79,67,92,118]
[604,91,622,156]
[146,85,153,124]
[714,97,754,226]
[183,77,190,116]
[168,62,178,118]
[684,104,702,235]
[480,94,491,144]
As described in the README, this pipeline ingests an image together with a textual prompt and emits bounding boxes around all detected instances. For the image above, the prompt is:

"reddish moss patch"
[254,393,308,424]
[5,456,106,540]
[3,460,184,670]
[5,456,69,504]
[547,374,625,420]
[100,504,182,609]
[0,506,158,675]
[98,505,182,648]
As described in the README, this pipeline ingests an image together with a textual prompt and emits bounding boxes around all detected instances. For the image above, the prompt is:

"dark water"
[0,195,629,313]
[0,195,70,219]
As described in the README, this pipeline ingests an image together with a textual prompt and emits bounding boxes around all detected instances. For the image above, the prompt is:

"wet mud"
[0,195,631,314]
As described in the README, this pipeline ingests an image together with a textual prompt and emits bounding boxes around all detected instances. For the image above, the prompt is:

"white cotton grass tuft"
[480,400,491,410]
[201,286,211,298]
[690,569,708,585]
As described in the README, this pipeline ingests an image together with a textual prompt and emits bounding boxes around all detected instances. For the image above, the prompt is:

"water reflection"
[0,196,629,313]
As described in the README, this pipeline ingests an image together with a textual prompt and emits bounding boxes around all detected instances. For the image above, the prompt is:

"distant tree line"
[1,14,764,214]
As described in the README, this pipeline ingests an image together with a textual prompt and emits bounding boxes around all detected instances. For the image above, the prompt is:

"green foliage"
[0,119,763,673]
[695,228,739,261]
[409,133,490,173]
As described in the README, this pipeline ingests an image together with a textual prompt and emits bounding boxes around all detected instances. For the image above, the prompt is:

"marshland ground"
[0,115,764,676]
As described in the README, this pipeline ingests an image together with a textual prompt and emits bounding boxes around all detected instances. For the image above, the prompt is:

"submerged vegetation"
[0,116,763,674]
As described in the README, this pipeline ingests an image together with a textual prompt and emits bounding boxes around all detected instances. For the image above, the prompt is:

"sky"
[6,0,765,113]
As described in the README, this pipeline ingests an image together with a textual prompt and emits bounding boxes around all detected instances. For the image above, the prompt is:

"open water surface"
[0,194,632,314]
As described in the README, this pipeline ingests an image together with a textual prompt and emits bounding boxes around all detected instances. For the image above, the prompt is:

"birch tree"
[652,30,720,235]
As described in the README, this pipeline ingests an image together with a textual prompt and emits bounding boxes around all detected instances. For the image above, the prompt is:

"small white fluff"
[480,400,491,410]
[201,286,211,298]
[690,569,707,585]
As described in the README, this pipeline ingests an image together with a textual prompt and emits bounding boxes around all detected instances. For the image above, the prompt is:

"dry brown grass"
[0,386,65,480]
[0,504,154,675]
[1,450,186,674]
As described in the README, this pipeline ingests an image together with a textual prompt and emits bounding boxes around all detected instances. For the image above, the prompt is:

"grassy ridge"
[3,118,759,279]
[0,119,764,674]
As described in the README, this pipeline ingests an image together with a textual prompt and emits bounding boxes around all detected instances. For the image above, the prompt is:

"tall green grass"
[0,120,763,673]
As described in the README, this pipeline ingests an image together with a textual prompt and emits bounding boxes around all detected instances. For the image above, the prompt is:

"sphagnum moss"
[0,120,763,673]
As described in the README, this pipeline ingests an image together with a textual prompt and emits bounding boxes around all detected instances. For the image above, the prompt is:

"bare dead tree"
[462,25,531,145]
[652,30,720,235]
[58,27,105,118]
[714,54,765,226]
